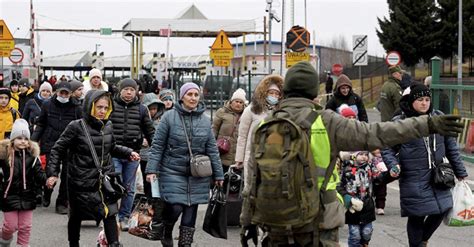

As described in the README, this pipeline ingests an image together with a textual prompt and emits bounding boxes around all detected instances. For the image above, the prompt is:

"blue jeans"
[112,158,139,221]
[348,223,373,247]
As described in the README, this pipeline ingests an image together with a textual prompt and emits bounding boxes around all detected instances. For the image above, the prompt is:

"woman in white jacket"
[82,68,109,96]
[235,75,283,191]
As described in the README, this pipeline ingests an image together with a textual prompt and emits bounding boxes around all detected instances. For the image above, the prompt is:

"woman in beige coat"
[212,89,246,173]
[234,75,284,191]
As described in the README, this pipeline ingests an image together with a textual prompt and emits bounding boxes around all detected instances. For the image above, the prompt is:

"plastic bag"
[444,181,474,226]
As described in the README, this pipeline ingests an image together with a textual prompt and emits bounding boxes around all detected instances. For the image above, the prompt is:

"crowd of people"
[0,62,469,247]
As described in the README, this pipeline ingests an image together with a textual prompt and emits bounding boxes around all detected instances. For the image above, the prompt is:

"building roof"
[122,4,261,38]
[42,51,91,67]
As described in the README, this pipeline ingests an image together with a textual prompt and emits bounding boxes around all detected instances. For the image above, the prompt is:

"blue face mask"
[266,95,279,105]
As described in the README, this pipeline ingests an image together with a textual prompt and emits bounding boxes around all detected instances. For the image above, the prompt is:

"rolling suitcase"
[224,167,243,226]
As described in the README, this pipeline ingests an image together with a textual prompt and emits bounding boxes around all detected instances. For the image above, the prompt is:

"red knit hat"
[340,106,356,118]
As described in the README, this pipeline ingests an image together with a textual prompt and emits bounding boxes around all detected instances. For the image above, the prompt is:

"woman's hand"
[146,174,157,183]
[235,162,244,169]
[130,152,140,161]
[46,176,58,189]
[214,180,224,187]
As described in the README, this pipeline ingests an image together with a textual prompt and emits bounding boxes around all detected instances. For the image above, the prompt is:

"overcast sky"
[1,0,389,59]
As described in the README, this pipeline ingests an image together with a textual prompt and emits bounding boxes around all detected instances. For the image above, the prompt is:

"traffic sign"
[210,49,233,60]
[332,64,343,76]
[214,60,230,67]
[352,35,368,66]
[0,20,15,57]
[8,48,24,64]
[211,30,233,50]
[100,28,112,35]
[385,51,402,66]
[286,51,310,68]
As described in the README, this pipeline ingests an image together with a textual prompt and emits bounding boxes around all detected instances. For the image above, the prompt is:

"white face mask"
[56,96,70,103]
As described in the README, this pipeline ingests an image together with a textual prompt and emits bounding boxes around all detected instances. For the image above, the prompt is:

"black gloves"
[428,115,463,137]
[240,224,258,247]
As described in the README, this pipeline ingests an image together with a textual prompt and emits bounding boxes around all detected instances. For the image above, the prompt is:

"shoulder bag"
[216,114,240,155]
[425,136,455,190]
[179,114,213,177]
[80,119,126,201]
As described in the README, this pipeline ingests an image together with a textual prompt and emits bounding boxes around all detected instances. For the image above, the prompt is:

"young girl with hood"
[22,82,53,133]
[0,119,47,247]
[325,74,368,122]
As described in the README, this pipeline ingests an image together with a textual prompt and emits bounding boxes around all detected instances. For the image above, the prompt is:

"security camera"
[265,5,270,12]
[272,10,281,22]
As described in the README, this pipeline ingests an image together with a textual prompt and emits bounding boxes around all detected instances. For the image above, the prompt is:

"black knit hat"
[119,78,138,92]
[0,88,11,99]
[408,83,431,105]
[283,61,319,99]
[18,78,30,87]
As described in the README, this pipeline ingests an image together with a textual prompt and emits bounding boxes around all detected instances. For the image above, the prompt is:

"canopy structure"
[122,4,262,38]
[41,51,92,69]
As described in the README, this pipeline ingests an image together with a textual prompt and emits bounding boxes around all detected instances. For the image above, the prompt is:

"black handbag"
[432,158,455,190]
[80,119,126,202]
[203,186,227,239]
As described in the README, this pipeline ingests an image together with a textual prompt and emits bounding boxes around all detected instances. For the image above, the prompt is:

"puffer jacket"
[146,101,224,205]
[381,110,468,217]
[235,103,269,190]
[0,103,20,140]
[31,95,82,154]
[0,140,46,212]
[110,95,155,151]
[48,90,133,220]
[18,87,35,114]
[22,94,46,132]
[212,101,242,166]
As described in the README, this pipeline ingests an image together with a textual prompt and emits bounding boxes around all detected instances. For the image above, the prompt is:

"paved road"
[3,109,474,246]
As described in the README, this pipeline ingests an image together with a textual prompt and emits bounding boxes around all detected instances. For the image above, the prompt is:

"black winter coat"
[22,94,44,132]
[0,141,46,212]
[48,90,132,220]
[18,88,35,114]
[382,110,468,217]
[110,95,155,151]
[31,95,82,154]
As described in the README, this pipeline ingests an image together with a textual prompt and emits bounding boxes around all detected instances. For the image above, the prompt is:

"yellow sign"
[214,60,230,67]
[210,49,234,60]
[0,20,15,57]
[211,30,233,50]
[286,51,310,68]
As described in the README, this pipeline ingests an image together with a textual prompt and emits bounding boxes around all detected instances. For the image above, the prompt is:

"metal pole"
[268,1,272,74]
[280,0,286,76]
[304,0,307,28]
[359,66,363,99]
[290,0,294,27]
[263,16,267,70]
[165,24,171,80]
[457,0,463,114]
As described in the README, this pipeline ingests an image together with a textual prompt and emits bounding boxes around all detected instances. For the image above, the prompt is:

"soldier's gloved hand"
[349,198,364,213]
[428,115,463,137]
[240,224,258,247]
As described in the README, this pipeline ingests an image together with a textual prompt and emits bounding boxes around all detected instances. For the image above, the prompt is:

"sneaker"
[55,204,68,215]
[376,208,385,215]
[120,218,129,231]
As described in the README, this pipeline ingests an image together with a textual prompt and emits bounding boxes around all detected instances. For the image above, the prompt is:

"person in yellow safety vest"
[240,61,465,247]
[8,80,20,111]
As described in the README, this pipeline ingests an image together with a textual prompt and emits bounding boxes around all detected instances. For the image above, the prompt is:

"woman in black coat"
[22,82,53,132]
[382,84,468,247]
[47,90,140,247]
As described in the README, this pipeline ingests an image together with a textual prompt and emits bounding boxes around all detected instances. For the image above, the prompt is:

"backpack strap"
[10,108,20,121]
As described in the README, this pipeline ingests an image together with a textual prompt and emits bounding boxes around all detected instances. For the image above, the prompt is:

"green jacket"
[379,76,402,122]
[240,97,431,226]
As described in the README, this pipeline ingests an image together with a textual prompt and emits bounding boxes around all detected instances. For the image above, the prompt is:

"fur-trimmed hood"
[0,139,40,161]
[250,74,284,115]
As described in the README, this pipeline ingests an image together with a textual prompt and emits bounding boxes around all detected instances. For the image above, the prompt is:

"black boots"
[108,241,123,247]
[178,226,195,247]
[161,223,174,247]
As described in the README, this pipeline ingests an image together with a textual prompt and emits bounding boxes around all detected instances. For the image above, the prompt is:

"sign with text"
[385,51,402,66]
[286,51,310,68]
[210,30,233,67]
[8,47,24,64]
[0,20,15,57]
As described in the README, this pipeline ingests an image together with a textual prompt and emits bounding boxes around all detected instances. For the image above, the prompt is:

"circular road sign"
[332,63,343,76]
[9,48,24,64]
[385,51,401,66]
